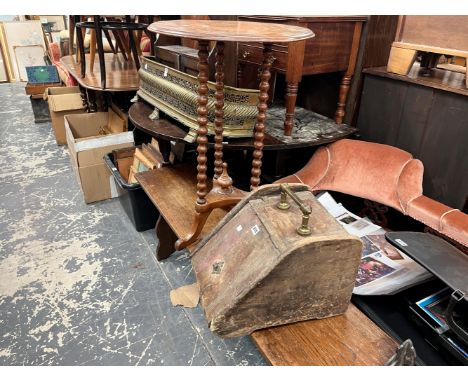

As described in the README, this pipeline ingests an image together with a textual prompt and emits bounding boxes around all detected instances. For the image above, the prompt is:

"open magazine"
[316,192,433,295]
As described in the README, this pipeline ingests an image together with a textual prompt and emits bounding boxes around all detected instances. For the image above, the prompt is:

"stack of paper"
[316,192,433,295]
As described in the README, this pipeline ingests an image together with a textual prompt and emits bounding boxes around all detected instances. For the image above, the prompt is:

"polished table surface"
[61,53,140,91]
[148,20,314,42]
[251,303,398,365]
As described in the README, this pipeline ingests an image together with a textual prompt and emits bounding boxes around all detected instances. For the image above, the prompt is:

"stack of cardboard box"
[64,106,134,203]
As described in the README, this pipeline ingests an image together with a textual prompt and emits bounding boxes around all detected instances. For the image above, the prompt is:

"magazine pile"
[317,192,432,295]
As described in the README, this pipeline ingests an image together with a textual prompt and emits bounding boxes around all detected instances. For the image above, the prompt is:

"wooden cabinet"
[237,16,367,125]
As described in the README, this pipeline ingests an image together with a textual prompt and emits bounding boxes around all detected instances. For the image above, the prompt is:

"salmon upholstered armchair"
[278,139,468,247]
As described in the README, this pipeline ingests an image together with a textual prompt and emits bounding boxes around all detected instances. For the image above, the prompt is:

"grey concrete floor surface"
[0,83,267,366]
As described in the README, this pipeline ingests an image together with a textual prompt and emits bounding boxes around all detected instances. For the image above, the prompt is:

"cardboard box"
[65,111,134,204]
[46,86,85,145]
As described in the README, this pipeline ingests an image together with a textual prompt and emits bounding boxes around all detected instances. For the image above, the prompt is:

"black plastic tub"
[104,151,159,232]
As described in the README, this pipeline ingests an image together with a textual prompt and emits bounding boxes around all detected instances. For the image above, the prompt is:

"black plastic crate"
[104,150,159,232]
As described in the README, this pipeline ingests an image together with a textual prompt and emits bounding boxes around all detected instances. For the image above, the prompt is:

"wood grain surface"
[148,20,314,43]
[135,164,227,243]
[60,53,140,91]
[251,303,398,365]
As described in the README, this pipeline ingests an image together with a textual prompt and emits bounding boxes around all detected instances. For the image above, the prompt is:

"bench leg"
[155,215,178,261]
[387,46,417,75]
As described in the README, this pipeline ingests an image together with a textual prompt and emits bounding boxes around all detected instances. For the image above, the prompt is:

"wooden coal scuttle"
[191,183,363,337]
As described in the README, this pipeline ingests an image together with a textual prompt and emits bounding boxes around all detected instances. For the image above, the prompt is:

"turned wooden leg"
[195,40,210,205]
[335,74,352,124]
[284,82,298,136]
[155,215,178,261]
[387,46,417,75]
[335,21,363,125]
[251,43,273,190]
[284,39,306,136]
[213,41,225,180]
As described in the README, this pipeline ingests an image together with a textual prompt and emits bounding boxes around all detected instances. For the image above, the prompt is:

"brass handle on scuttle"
[277,183,312,236]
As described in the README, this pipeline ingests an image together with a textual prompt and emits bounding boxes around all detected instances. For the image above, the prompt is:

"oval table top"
[148,20,314,43]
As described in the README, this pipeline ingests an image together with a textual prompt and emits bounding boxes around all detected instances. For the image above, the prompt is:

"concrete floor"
[0,83,266,366]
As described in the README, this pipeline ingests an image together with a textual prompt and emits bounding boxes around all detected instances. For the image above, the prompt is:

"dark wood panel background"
[420,92,468,209]
[345,16,399,125]
[357,73,468,210]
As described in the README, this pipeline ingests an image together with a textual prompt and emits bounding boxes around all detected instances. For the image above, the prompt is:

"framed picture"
[13,45,46,81]
[25,65,59,84]
[0,20,46,81]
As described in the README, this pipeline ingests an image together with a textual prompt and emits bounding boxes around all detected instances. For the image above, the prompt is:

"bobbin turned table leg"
[195,40,210,205]
[174,39,210,251]
[175,39,244,252]
[213,41,225,180]
[251,43,274,190]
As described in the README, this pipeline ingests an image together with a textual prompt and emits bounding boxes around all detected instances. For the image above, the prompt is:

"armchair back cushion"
[292,139,424,214]
[277,139,467,247]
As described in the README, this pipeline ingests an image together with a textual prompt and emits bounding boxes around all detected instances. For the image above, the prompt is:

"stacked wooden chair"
[71,15,152,89]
